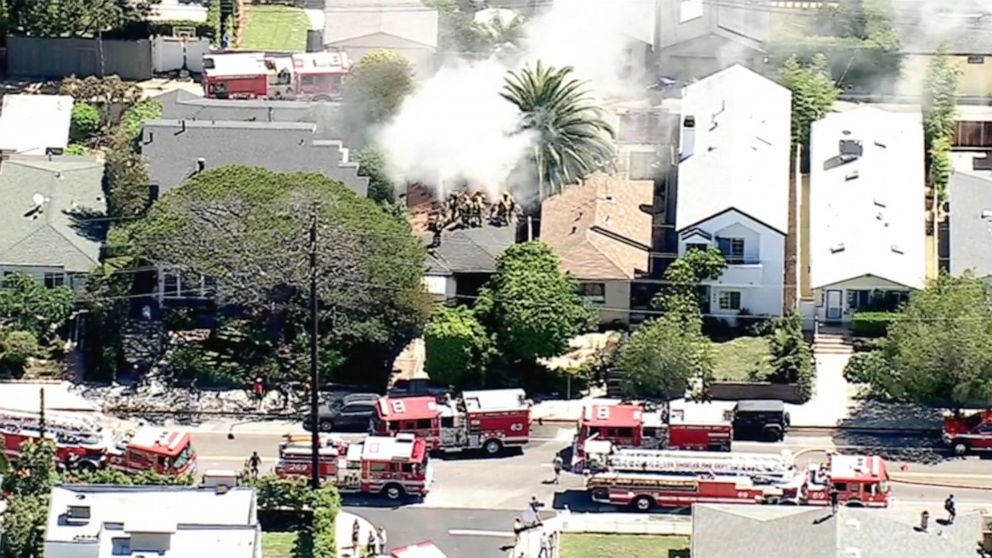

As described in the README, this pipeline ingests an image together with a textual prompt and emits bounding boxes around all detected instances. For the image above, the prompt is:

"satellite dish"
[32,193,45,206]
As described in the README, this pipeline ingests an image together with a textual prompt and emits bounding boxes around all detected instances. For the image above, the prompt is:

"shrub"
[851,311,899,338]
[64,144,87,155]
[311,486,341,558]
[70,102,102,141]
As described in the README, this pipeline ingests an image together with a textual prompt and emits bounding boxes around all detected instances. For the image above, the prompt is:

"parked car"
[303,399,378,432]
[732,399,790,442]
[388,379,449,399]
[341,392,381,406]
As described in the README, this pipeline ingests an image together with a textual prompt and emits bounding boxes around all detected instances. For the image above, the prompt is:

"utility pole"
[39,387,46,441]
[308,205,320,490]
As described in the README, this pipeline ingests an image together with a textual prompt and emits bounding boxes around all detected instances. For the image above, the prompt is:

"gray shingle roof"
[949,171,992,277]
[692,504,982,558]
[141,119,369,196]
[0,156,106,272]
[422,226,515,275]
[153,89,351,143]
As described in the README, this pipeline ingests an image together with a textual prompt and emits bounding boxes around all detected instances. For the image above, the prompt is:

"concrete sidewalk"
[339,511,386,558]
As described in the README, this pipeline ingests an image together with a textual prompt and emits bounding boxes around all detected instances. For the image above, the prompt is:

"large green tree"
[0,440,58,558]
[778,54,840,159]
[343,49,415,127]
[128,166,431,386]
[868,273,992,407]
[424,306,493,387]
[652,247,727,320]
[0,272,75,342]
[476,242,594,363]
[767,312,815,398]
[9,0,159,37]
[922,47,960,202]
[501,62,616,199]
[618,314,712,399]
[356,146,395,205]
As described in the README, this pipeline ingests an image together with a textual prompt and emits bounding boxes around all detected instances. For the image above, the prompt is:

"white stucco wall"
[677,210,785,317]
[580,279,631,327]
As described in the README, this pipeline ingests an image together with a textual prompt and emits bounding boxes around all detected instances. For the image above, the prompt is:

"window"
[301,75,317,86]
[628,151,657,180]
[369,462,387,472]
[440,416,454,428]
[716,237,745,264]
[43,272,65,288]
[718,291,741,310]
[415,419,432,429]
[400,463,414,473]
[162,269,180,299]
[578,282,606,304]
[111,538,132,556]
[617,427,634,438]
[686,242,708,252]
[847,290,870,310]
[833,482,848,491]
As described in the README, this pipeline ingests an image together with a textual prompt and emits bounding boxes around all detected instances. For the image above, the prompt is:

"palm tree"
[501,61,616,199]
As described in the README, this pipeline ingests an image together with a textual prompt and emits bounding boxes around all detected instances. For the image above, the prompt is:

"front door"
[826,290,843,321]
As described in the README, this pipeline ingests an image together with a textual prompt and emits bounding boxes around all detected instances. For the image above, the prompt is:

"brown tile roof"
[540,173,653,280]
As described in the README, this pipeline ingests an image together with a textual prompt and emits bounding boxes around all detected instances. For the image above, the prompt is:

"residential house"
[809,107,926,323]
[654,0,770,80]
[44,482,260,558]
[0,156,106,289]
[893,0,992,98]
[675,64,792,319]
[540,172,654,327]
[0,95,73,155]
[948,172,992,279]
[691,504,983,558]
[141,119,368,199]
[324,0,439,77]
[422,225,515,302]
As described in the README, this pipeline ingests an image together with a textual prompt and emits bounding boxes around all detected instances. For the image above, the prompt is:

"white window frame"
[718,290,742,311]
[43,271,66,288]
[578,282,607,304]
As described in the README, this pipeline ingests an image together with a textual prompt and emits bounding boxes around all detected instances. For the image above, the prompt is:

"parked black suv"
[732,400,790,442]
[302,393,379,433]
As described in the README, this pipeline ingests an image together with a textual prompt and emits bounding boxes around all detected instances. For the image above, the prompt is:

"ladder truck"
[585,445,890,512]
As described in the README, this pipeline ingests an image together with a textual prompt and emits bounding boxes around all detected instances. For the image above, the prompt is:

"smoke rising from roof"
[376,0,656,200]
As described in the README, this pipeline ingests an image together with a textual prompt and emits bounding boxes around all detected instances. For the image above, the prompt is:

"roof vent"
[873,199,886,208]
[982,209,992,219]
[831,243,845,253]
[874,140,887,148]
[845,170,859,181]
[891,244,904,254]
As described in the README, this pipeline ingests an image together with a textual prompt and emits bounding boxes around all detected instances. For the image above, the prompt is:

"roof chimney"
[197,158,206,172]
[681,115,696,161]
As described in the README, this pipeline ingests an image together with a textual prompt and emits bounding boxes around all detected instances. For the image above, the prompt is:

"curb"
[890,479,992,491]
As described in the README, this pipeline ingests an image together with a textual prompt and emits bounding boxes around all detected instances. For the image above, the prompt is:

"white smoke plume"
[376,0,656,199]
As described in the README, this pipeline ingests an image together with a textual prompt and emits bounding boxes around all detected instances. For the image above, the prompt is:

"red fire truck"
[585,445,890,511]
[0,408,196,476]
[942,409,992,455]
[202,51,350,101]
[274,433,432,501]
[374,389,531,456]
[572,401,732,468]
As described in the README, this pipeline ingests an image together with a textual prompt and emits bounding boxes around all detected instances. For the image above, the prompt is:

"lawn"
[560,534,690,558]
[711,335,773,381]
[262,531,310,558]
[242,5,310,51]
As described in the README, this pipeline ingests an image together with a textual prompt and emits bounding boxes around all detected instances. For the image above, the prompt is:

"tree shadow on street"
[831,399,948,464]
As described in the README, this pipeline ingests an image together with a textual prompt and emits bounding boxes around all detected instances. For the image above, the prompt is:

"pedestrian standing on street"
[366,530,377,556]
[377,526,387,556]
[352,519,361,553]
[513,517,525,546]
[945,494,956,524]
[538,531,551,558]
[248,451,261,479]
[828,484,840,514]
[552,455,563,484]
[253,377,264,402]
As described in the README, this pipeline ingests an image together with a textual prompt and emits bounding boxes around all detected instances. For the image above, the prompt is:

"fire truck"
[572,401,733,468]
[942,409,992,455]
[585,445,891,512]
[274,433,432,501]
[202,51,350,101]
[374,389,531,456]
[0,408,196,476]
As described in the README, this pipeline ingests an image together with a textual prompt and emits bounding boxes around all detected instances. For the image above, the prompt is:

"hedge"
[106,19,217,40]
[850,311,899,338]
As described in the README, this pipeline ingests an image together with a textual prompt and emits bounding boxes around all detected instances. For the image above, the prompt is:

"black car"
[303,398,378,433]
[732,399,790,442]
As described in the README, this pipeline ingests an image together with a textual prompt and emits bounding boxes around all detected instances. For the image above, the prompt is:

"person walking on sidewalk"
[366,530,377,556]
[377,526,387,555]
[248,451,261,479]
[828,484,840,514]
[351,519,361,554]
[945,494,956,525]
[538,531,551,558]
[552,455,563,484]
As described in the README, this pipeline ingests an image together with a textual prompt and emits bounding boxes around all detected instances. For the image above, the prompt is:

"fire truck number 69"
[510,423,524,432]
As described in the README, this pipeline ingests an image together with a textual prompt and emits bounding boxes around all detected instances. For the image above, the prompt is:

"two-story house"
[655,0,771,80]
[675,64,792,319]
[809,107,926,323]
